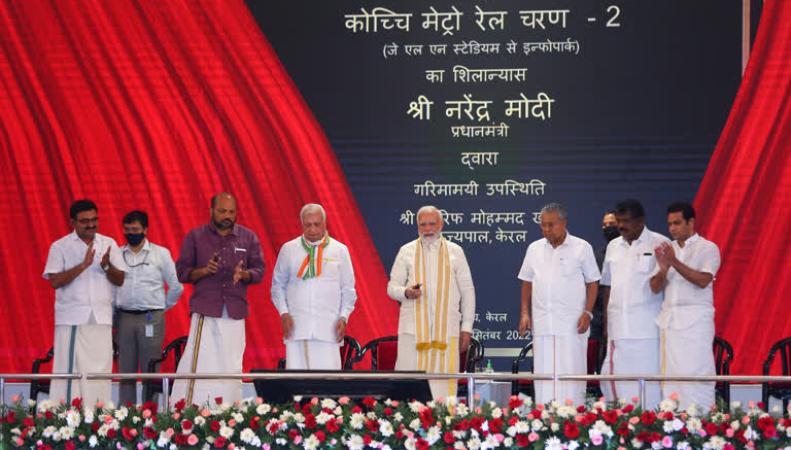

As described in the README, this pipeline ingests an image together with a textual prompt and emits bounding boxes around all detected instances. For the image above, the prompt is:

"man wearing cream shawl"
[388,205,476,399]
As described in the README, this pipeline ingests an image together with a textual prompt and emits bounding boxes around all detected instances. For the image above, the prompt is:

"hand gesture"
[577,312,592,334]
[335,318,347,343]
[233,259,247,285]
[206,252,220,275]
[518,314,532,337]
[281,313,294,340]
[405,283,422,299]
[82,242,96,269]
[100,246,111,268]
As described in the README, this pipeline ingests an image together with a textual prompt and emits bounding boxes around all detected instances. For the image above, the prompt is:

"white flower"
[730,420,740,431]
[659,399,678,412]
[157,430,172,447]
[531,419,544,431]
[544,436,563,450]
[506,425,517,437]
[232,412,244,423]
[491,407,503,418]
[114,407,129,421]
[379,420,394,437]
[65,410,81,428]
[568,440,580,450]
[686,404,699,417]
[321,398,337,409]
[514,420,529,434]
[194,416,206,426]
[676,441,690,450]
[240,428,256,444]
[88,435,98,448]
[409,401,424,413]
[556,406,576,418]
[482,433,500,449]
[293,413,305,423]
[550,422,560,432]
[303,434,320,450]
[366,411,378,420]
[59,426,74,440]
[350,413,365,429]
[256,403,271,415]
[456,403,470,417]
[316,412,333,425]
[730,401,741,409]
[466,437,482,450]
[404,437,417,450]
[593,420,614,437]
[427,426,441,444]
[686,418,702,432]
[504,437,513,447]
[631,437,644,448]
[97,424,110,437]
[132,416,141,424]
[454,441,466,449]
[219,425,234,438]
[346,434,364,450]
[743,426,757,441]
[42,425,57,438]
[705,436,726,450]
[409,418,421,431]
[671,418,684,431]
[393,412,404,422]
[663,421,675,433]
[83,410,94,424]
[592,400,607,410]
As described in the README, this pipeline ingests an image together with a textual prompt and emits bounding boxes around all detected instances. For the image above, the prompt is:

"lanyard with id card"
[145,312,154,338]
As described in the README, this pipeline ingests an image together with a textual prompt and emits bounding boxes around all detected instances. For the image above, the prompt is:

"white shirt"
[656,234,721,330]
[387,237,476,337]
[115,239,184,311]
[271,237,357,343]
[42,231,127,325]
[517,232,601,336]
[601,226,670,340]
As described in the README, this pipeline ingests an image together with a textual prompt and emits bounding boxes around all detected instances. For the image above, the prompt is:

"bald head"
[210,192,237,232]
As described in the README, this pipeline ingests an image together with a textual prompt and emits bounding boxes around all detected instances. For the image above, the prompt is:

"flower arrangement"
[1,395,789,450]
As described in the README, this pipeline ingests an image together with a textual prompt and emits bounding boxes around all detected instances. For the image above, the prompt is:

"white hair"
[300,203,326,223]
[416,205,444,222]
[540,202,568,220]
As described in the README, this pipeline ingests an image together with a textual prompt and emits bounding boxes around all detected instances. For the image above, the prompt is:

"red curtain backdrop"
[0,0,397,373]
[695,0,791,374]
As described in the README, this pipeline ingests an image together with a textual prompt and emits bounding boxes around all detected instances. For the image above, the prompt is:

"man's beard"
[213,218,234,230]
[420,232,441,242]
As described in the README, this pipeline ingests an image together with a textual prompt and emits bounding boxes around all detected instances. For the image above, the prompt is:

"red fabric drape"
[695,0,791,374]
[0,0,397,373]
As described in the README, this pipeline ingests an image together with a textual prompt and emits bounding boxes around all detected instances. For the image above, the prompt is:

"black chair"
[30,341,120,402]
[762,337,791,411]
[713,336,734,406]
[142,336,188,402]
[457,337,484,398]
[352,336,399,371]
[511,340,534,396]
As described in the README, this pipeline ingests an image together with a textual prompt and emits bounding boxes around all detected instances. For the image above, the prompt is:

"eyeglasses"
[76,217,99,225]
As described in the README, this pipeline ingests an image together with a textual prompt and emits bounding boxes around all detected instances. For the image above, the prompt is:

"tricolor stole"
[414,237,458,395]
[297,235,331,279]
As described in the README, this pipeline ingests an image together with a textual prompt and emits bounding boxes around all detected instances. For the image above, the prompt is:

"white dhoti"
[533,335,588,406]
[601,338,661,408]
[171,314,245,406]
[661,323,715,410]
[50,324,112,409]
[395,334,459,400]
[285,340,341,370]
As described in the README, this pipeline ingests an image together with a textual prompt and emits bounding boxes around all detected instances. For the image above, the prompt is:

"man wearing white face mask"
[271,203,357,369]
[388,205,476,399]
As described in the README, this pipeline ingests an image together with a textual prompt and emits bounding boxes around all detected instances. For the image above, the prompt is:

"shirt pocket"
[637,253,655,273]
[560,257,579,276]
[321,258,341,280]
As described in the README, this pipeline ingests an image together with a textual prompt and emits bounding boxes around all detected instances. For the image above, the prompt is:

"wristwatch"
[101,263,110,272]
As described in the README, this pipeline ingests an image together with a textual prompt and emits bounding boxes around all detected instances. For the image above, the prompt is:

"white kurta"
[388,237,475,399]
[171,313,245,406]
[517,232,601,405]
[656,234,721,410]
[271,237,357,369]
[43,231,126,406]
[600,226,669,407]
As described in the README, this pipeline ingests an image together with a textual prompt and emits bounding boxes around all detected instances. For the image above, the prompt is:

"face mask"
[603,226,620,242]
[125,233,145,246]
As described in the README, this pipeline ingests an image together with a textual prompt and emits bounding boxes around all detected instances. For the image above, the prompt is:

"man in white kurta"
[600,200,669,408]
[654,202,721,410]
[42,200,126,408]
[388,206,476,400]
[518,203,600,406]
[271,204,357,369]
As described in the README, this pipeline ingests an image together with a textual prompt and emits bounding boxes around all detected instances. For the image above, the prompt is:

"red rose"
[602,410,618,425]
[444,431,455,444]
[325,418,340,433]
[366,419,378,432]
[487,418,503,434]
[384,407,393,416]
[64,441,76,450]
[563,421,580,439]
[23,417,35,427]
[45,411,54,420]
[249,416,261,430]
[516,434,529,447]
[214,436,227,448]
[351,406,363,414]
[174,434,188,446]
[305,414,317,430]
[757,416,774,431]
[577,405,586,413]
[106,428,117,439]
[121,427,134,441]
[363,434,373,445]
[214,396,224,405]
[415,438,430,450]
[315,430,326,443]
[623,404,634,413]
[509,397,523,410]
[182,419,193,430]
[71,398,82,409]
[5,411,15,423]
[91,421,100,432]
[143,427,157,440]
[288,429,299,440]
[210,420,221,432]
[705,422,718,436]
[763,426,777,439]
[362,397,377,408]
[174,399,186,411]
[723,444,735,450]
[616,423,630,437]
[640,411,657,425]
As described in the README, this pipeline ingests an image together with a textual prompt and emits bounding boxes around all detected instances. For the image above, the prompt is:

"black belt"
[118,308,163,315]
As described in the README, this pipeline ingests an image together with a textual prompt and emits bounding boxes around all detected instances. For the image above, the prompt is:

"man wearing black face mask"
[115,210,183,406]
[591,211,619,342]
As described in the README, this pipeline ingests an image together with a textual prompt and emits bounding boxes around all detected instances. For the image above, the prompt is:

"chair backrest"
[460,337,484,373]
[354,336,398,371]
[713,336,734,376]
[512,340,534,374]
[763,337,791,376]
[148,336,189,373]
[340,336,362,370]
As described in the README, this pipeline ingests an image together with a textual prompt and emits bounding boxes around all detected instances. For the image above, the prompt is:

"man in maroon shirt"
[171,192,264,406]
